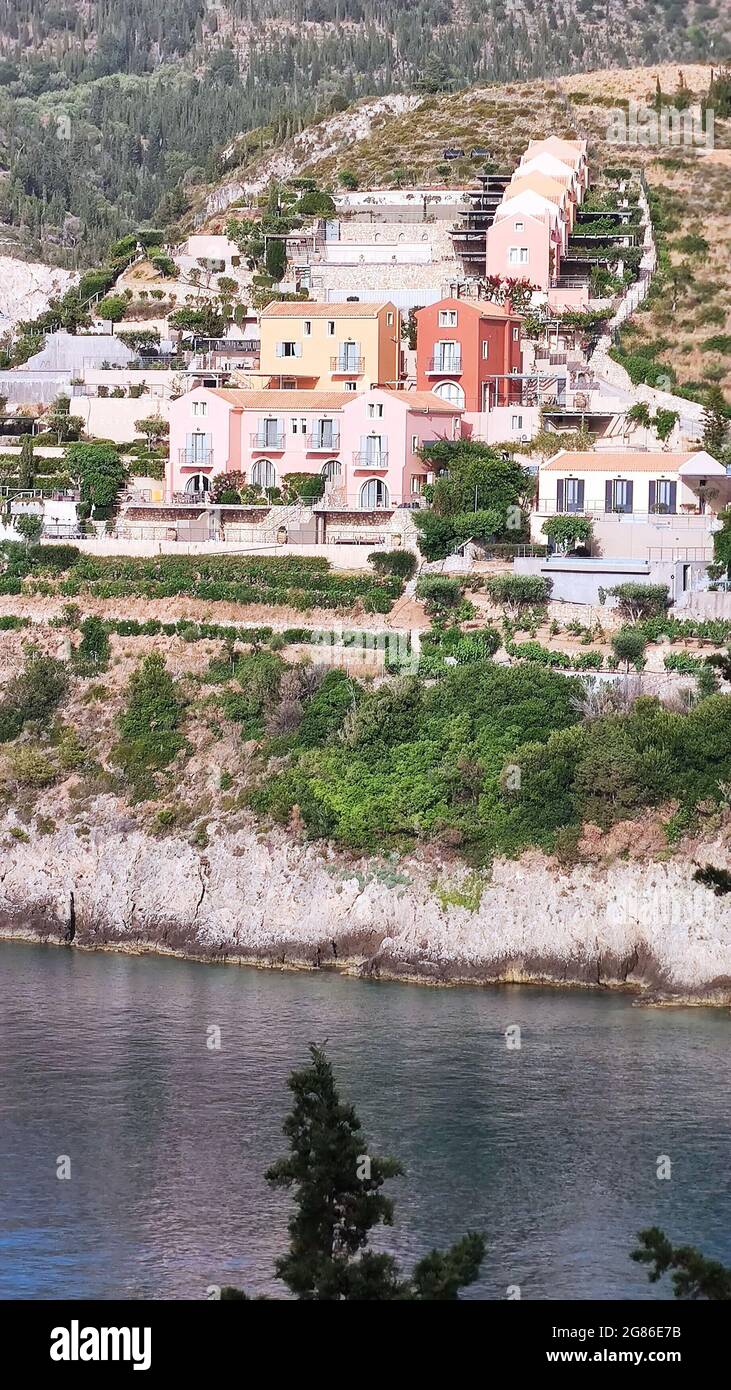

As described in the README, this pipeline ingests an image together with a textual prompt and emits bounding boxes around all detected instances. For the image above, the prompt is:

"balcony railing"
[179,448,213,467]
[250,432,285,450]
[353,450,389,469]
[330,356,364,374]
[306,430,340,451]
[537,501,719,527]
[426,354,462,375]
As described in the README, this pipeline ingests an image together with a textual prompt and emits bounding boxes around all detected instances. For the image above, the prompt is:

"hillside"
[197,62,730,397]
[0,1,729,262]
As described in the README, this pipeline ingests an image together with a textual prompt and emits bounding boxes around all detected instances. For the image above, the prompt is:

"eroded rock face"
[1,808,730,1006]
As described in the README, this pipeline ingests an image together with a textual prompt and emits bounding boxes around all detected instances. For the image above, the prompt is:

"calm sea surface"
[1,939,729,1300]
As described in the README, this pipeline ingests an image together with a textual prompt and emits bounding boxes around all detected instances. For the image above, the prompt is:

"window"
[559,477,585,513]
[386,311,394,326]
[411,474,424,494]
[650,479,677,514]
[368,403,384,418]
[251,458,276,489]
[482,341,489,359]
[322,458,341,481]
[605,478,633,514]
[192,400,207,417]
[276,340,300,358]
[433,380,465,408]
[327,320,335,335]
[303,320,312,335]
[411,434,418,453]
[359,478,389,508]
[515,221,524,232]
[512,326,520,341]
[344,381,357,391]
[290,419,299,434]
[508,247,529,265]
[511,414,523,431]
[438,309,457,327]
[185,474,209,495]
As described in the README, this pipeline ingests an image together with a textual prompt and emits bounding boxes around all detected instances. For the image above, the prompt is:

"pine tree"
[701,386,730,460]
[228,1044,485,1300]
[632,1228,731,1300]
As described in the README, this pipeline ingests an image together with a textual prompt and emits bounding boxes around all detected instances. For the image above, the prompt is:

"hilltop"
[0,0,729,262]
[194,62,730,397]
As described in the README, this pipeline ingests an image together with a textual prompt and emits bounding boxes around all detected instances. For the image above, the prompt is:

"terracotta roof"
[525,137,586,165]
[418,296,518,320]
[543,451,695,472]
[506,173,569,204]
[209,389,351,409]
[260,301,394,318]
[381,389,461,413]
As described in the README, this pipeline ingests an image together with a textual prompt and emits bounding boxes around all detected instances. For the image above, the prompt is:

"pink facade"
[167,385,459,507]
[486,136,590,312]
[486,205,560,293]
[336,388,460,508]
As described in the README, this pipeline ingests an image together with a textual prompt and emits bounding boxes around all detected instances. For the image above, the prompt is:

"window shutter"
[626,481,634,513]
[295,343,302,357]
[275,342,283,358]
[648,480,656,513]
[557,478,564,511]
[576,480,585,510]
[669,481,677,514]
[605,480,613,513]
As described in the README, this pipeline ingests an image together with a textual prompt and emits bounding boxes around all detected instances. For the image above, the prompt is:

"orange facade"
[415,297,523,412]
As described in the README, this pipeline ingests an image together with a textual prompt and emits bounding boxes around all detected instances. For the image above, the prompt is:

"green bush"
[485,574,552,609]
[73,616,111,676]
[368,549,418,580]
[112,654,186,796]
[608,583,670,621]
[0,647,68,743]
[612,626,648,671]
[416,576,463,612]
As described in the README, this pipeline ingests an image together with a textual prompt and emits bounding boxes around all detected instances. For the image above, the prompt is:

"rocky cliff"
[2,807,730,1006]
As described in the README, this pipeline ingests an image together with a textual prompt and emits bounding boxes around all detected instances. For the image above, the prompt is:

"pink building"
[167,385,460,508]
[486,199,564,293]
[335,388,461,509]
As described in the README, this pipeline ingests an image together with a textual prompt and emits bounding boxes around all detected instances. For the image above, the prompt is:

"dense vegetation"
[0,547,401,612]
[250,660,731,858]
[0,0,726,262]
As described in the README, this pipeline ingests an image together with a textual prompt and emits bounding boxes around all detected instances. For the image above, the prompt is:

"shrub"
[612,627,648,671]
[73,616,111,675]
[368,549,418,580]
[608,583,670,621]
[416,576,463,613]
[0,647,68,742]
[112,654,186,796]
[484,574,552,610]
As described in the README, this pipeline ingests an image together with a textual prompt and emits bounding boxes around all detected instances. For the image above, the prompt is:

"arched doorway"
[359,478,389,509]
[185,473,210,495]
[322,459,342,481]
[433,380,465,408]
[251,458,276,489]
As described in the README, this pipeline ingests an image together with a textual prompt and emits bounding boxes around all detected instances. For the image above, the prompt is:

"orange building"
[415,296,523,412]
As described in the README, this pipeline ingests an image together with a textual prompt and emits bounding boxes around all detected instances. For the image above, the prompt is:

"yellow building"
[258,301,401,391]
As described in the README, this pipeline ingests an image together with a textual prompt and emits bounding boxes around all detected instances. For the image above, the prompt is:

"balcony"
[426,354,462,375]
[330,356,365,375]
[179,448,213,468]
[353,451,389,470]
[250,432,285,451]
[306,430,340,452]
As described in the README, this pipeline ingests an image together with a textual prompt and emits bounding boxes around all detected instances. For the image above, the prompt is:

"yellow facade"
[258,302,400,390]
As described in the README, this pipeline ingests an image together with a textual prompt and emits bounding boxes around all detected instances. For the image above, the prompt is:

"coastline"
[2,808,730,1009]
